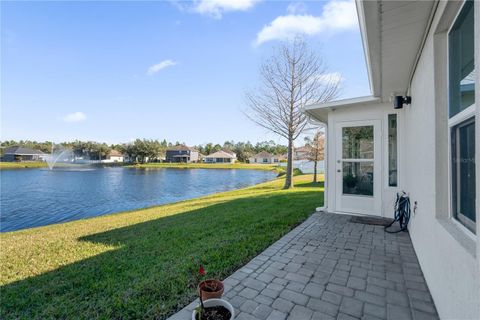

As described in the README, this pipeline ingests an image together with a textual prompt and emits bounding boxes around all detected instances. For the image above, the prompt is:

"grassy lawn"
[0,174,323,319]
[0,161,47,169]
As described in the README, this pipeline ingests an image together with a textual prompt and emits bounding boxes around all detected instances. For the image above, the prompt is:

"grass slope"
[0,175,323,320]
[0,161,47,169]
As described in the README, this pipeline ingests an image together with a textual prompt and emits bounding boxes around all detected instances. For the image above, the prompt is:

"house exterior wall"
[190,151,199,162]
[101,156,124,163]
[316,2,479,317]
[294,151,309,160]
[1,154,44,162]
[401,2,479,318]
[205,157,234,163]
[165,150,199,163]
[249,157,273,164]
[325,103,404,219]
[2,154,16,162]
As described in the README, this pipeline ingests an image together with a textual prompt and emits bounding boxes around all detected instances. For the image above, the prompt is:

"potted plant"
[193,266,234,320]
[192,298,234,320]
[197,266,224,301]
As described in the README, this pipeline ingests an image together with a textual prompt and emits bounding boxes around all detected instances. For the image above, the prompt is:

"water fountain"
[45,144,94,170]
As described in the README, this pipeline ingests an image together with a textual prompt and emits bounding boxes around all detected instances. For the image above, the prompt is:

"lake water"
[0,167,276,232]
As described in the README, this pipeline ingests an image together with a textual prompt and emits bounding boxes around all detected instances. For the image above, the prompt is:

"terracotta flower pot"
[198,279,224,301]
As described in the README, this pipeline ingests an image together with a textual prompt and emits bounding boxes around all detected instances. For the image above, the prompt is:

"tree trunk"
[284,137,294,189]
[313,157,318,183]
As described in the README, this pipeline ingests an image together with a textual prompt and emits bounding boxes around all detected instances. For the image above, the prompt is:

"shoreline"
[1,170,279,234]
[0,161,47,170]
[127,162,281,171]
[0,174,323,319]
[0,161,281,171]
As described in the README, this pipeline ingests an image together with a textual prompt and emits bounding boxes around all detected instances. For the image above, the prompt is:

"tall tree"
[245,38,339,188]
[304,130,325,183]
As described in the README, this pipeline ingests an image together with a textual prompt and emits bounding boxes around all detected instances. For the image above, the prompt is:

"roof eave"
[304,96,381,123]
[356,0,382,98]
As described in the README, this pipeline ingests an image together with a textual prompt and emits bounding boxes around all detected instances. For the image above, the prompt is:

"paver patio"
[168,212,438,320]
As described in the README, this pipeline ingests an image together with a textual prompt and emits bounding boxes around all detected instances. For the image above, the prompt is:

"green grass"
[0,175,323,319]
[0,161,47,169]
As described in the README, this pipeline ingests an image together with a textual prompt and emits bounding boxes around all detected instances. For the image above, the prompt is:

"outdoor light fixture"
[393,95,412,109]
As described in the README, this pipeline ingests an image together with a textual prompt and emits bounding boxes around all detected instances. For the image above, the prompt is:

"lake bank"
[0,174,324,319]
[0,161,47,169]
[0,167,276,232]
[128,162,279,170]
[0,161,278,171]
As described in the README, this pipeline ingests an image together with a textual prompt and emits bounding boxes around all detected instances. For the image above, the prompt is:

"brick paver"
[168,212,438,320]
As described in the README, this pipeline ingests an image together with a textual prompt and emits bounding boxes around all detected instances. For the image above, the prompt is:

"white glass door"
[335,120,381,216]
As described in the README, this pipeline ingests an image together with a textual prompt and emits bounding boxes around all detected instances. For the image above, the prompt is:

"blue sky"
[1,0,369,145]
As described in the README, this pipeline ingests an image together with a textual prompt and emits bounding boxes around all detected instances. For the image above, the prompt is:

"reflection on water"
[0,168,275,232]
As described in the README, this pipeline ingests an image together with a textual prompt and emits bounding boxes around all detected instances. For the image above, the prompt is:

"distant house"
[204,150,237,164]
[165,146,199,163]
[1,146,46,162]
[294,146,312,160]
[102,150,124,163]
[249,151,284,164]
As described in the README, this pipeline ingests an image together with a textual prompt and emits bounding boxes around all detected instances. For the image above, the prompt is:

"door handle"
[337,169,341,172]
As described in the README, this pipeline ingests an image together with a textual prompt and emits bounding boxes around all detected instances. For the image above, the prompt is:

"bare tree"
[304,130,325,183]
[245,38,339,188]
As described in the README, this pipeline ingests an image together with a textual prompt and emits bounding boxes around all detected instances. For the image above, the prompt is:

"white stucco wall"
[324,103,403,219]
[320,3,479,318]
[402,2,479,319]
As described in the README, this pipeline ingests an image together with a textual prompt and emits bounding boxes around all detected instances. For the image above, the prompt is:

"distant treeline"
[0,139,288,163]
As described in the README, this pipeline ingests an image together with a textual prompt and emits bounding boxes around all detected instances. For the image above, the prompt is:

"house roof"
[222,150,236,156]
[109,150,123,157]
[305,0,437,123]
[295,146,313,153]
[251,151,273,158]
[357,0,436,100]
[3,146,45,155]
[304,96,381,123]
[167,145,194,151]
[205,150,236,159]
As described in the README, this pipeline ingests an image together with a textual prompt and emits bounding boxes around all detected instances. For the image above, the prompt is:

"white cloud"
[255,0,357,45]
[193,0,260,19]
[286,2,307,15]
[315,72,344,86]
[63,112,86,123]
[169,0,188,12]
[146,60,177,75]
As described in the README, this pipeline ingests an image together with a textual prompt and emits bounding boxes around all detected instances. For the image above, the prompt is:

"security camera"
[393,96,411,109]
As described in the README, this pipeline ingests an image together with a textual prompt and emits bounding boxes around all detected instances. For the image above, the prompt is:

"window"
[388,114,398,187]
[448,0,475,234]
[449,0,475,117]
[342,126,374,196]
[451,118,476,233]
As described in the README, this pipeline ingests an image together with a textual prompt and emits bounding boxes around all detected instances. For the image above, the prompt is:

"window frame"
[387,113,399,188]
[451,116,476,233]
[447,0,476,235]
